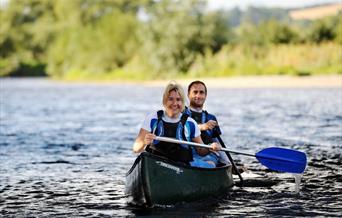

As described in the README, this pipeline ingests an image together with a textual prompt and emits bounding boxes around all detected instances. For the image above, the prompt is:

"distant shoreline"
[143,75,342,88]
[62,74,342,88]
[1,75,341,88]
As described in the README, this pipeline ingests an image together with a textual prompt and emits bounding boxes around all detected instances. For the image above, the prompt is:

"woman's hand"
[210,142,222,152]
[144,133,156,146]
[133,129,154,153]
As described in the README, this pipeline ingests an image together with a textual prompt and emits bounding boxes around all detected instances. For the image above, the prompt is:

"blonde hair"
[162,81,186,111]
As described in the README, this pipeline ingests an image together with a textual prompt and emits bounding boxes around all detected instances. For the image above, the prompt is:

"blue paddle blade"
[255,147,307,173]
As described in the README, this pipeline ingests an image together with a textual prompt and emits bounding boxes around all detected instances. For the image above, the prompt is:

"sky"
[207,0,340,10]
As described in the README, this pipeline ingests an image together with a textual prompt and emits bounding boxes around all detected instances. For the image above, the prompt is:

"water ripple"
[1,79,341,217]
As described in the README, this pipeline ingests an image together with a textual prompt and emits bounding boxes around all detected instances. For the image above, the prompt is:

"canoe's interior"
[126,152,231,176]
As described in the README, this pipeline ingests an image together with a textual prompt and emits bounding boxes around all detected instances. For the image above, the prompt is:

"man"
[186,80,230,165]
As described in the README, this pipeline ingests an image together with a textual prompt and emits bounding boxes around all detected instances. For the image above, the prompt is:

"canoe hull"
[125,152,234,206]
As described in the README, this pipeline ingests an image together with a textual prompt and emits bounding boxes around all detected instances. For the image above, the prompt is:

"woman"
[133,81,222,168]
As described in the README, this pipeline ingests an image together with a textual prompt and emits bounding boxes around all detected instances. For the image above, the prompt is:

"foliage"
[308,17,336,43]
[334,14,342,44]
[189,43,342,77]
[235,20,298,46]
[136,0,231,76]
[0,0,341,79]
[0,0,57,76]
[47,10,138,77]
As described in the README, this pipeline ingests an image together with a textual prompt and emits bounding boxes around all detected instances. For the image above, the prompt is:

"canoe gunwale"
[126,154,142,176]
[127,152,231,173]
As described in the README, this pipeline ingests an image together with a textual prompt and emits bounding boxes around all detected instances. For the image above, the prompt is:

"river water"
[0,78,341,217]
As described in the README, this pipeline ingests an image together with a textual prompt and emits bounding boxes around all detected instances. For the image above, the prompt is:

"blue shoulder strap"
[157,110,163,119]
[178,113,190,148]
[180,113,189,127]
[152,110,163,134]
[147,110,164,150]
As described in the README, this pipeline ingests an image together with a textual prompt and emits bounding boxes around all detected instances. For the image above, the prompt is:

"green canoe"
[125,152,234,207]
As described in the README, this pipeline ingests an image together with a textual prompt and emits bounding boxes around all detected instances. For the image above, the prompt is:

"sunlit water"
[1,78,341,217]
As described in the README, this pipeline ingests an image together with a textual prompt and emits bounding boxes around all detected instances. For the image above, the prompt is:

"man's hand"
[200,120,217,131]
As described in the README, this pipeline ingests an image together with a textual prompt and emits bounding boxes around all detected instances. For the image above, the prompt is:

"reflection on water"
[0,78,341,217]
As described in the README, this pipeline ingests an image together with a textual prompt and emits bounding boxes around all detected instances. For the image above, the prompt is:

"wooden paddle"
[154,136,307,174]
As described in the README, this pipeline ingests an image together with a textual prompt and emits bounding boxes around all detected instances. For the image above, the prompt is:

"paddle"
[154,136,307,174]
[215,134,244,185]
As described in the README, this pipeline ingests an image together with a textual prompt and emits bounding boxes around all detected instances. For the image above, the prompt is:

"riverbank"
[3,75,341,88]
[143,75,342,88]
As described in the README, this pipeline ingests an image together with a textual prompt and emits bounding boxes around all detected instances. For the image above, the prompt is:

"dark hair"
[188,80,207,94]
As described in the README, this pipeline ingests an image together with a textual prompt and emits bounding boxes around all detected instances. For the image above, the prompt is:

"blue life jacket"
[184,107,221,145]
[146,110,193,163]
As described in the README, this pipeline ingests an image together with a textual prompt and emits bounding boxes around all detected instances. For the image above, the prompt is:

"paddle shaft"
[216,135,244,185]
[155,136,255,157]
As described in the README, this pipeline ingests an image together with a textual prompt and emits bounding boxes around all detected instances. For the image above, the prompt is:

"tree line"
[0,0,341,79]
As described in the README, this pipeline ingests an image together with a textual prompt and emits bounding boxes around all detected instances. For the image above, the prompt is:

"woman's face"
[164,90,183,118]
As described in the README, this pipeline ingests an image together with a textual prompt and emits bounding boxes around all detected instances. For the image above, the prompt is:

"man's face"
[188,83,206,108]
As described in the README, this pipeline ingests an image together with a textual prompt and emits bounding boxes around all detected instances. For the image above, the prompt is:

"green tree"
[308,17,336,43]
[333,13,342,44]
[235,19,298,46]
[0,0,146,77]
[137,0,231,76]
[235,22,264,46]
[0,0,57,76]
[47,10,139,77]
[260,20,298,44]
